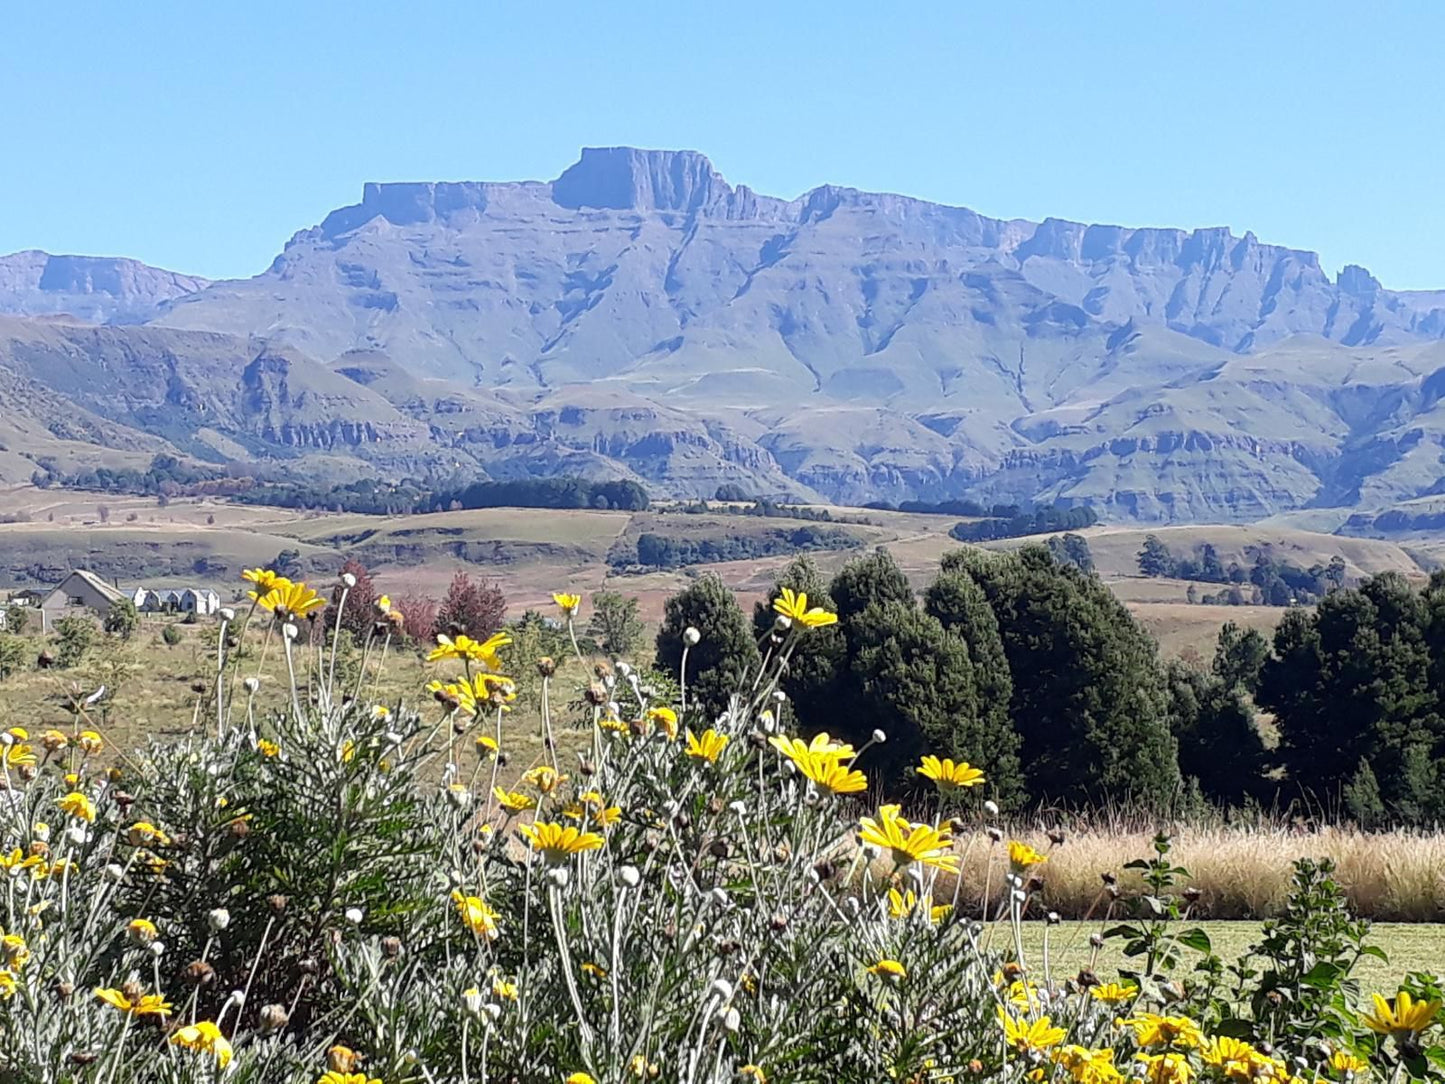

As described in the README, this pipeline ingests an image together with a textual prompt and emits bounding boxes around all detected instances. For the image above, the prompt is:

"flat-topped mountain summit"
[5,147,1445,522]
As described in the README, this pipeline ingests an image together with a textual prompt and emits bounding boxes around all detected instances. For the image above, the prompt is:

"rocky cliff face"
[7,148,1445,521]
[0,251,208,324]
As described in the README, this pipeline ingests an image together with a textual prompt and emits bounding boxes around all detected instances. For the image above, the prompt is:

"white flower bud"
[219,607,237,622]
[546,866,571,888]
[983,799,1000,817]
[722,1006,741,1032]
[683,626,701,646]
[404,1049,420,1065]
[709,887,730,908]
[227,988,245,1008]
[871,728,887,744]
[728,800,747,817]
[208,908,231,931]
[616,661,632,677]
[104,863,125,882]
[341,572,357,588]
[617,865,641,889]
[65,825,91,846]
[385,731,404,746]
[447,786,471,807]
[282,622,299,641]
[844,896,861,918]
[150,940,166,957]
[0,732,12,747]
[243,676,260,694]
[773,613,792,631]
[772,689,787,703]
[710,978,735,1001]
[344,907,364,924]
[603,674,615,690]
[482,1002,502,1023]
[1047,911,1061,925]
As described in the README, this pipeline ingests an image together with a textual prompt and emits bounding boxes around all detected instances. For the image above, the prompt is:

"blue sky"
[3,1,1442,287]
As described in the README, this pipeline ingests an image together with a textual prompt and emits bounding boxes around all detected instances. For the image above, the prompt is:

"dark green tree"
[828,549,914,622]
[1137,535,1175,577]
[1046,532,1094,572]
[1164,660,1267,806]
[923,569,1023,805]
[655,573,761,722]
[1258,573,1442,820]
[1213,621,1270,694]
[955,545,1180,806]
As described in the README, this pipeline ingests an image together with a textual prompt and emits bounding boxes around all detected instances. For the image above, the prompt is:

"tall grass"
[938,824,1445,922]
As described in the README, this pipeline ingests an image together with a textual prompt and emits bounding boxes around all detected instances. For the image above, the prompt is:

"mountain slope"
[0,251,208,324]
[6,147,1445,520]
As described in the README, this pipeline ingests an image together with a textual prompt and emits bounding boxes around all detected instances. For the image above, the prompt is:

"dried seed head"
[708,839,731,859]
[768,912,789,932]
[268,894,288,915]
[55,981,75,998]
[584,682,608,706]
[536,656,557,677]
[380,936,402,959]
[1076,968,1099,987]
[1047,828,1066,846]
[1183,886,1202,902]
[259,1003,289,1031]
[68,1053,99,1066]
[298,956,319,976]
[185,960,216,985]
[328,1045,360,1073]
[1100,871,1117,886]
[986,826,1004,843]
[121,980,143,1003]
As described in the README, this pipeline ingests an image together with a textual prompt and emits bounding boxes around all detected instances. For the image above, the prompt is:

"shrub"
[3,605,28,635]
[587,590,644,657]
[52,615,96,668]
[161,622,183,646]
[104,598,139,639]
[0,634,25,680]
[654,572,760,720]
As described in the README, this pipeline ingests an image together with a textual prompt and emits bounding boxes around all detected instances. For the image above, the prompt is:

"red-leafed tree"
[331,559,379,639]
[391,594,439,646]
[433,571,507,641]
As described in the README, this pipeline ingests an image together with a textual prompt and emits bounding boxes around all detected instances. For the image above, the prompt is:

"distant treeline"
[1138,536,1346,605]
[665,498,870,525]
[866,498,1029,518]
[436,478,650,512]
[612,525,860,571]
[948,504,1099,543]
[36,455,653,515]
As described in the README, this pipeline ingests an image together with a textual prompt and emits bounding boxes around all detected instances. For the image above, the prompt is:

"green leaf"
[1301,961,1344,988]
[1176,928,1212,953]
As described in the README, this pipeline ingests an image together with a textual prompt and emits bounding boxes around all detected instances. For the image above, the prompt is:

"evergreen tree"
[103,598,139,640]
[1137,535,1175,577]
[958,545,1180,806]
[1164,660,1267,805]
[1213,622,1270,694]
[828,549,914,622]
[923,569,1023,805]
[1258,573,1441,818]
[655,573,761,722]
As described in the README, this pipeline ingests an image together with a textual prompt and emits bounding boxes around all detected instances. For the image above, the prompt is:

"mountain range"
[5,146,1445,523]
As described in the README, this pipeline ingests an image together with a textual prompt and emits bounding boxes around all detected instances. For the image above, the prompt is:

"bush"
[161,622,183,646]
[0,634,25,680]
[52,615,96,668]
[3,605,29,635]
[104,598,139,639]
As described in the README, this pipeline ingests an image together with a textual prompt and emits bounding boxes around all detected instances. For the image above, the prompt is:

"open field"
[1010,921,1441,993]
[1,482,1436,663]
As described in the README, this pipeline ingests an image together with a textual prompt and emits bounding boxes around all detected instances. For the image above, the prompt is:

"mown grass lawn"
[1007,921,1444,992]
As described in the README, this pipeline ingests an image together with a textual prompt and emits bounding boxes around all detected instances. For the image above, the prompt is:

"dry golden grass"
[935,824,1445,922]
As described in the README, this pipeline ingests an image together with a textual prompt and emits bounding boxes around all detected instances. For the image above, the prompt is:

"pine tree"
[828,549,914,622]
[961,545,1180,806]
[1164,660,1267,806]
[1137,535,1175,577]
[1213,622,1270,694]
[655,573,761,722]
[923,569,1024,806]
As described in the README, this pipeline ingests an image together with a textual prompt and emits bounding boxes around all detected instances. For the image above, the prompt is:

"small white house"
[181,588,221,616]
